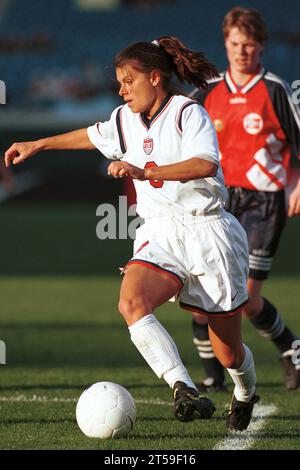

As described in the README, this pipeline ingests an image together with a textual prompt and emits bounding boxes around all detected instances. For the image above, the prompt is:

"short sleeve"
[181,103,219,164]
[87,107,123,160]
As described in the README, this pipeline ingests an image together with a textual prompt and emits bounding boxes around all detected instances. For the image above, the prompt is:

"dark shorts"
[225,187,287,281]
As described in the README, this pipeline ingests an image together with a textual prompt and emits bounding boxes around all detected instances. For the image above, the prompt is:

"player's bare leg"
[119,264,216,421]
[119,263,178,326]
[208,312,244,370]
[244,279,264,318]
[208,311,259,430]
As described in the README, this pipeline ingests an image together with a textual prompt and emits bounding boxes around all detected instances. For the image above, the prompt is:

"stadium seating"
[0,0,299,110]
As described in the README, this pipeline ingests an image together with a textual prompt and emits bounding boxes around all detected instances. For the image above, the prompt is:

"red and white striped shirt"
[191,68,300,191]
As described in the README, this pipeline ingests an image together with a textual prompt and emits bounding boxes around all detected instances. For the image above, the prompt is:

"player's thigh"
[120,264,179,316]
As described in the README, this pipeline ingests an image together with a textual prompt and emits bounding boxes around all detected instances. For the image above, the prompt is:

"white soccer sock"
[129,314,196,390]
[226,344,256,402]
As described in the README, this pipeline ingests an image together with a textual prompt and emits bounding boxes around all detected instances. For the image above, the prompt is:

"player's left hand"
[107,161,145,181]
[288,185,300,217]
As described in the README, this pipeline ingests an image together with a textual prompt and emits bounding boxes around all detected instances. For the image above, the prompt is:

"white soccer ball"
[76,381,136,439]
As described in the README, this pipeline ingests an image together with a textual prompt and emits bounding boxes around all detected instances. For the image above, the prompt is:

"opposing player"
[191,7,300,392]
[5,37,259,430]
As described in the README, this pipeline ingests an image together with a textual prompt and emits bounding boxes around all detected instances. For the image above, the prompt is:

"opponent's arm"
[270,81,300,217]
[5,128,95,167]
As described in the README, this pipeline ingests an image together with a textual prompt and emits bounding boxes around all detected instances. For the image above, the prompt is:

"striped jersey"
[191,68,300,192]
[87,94,227,219]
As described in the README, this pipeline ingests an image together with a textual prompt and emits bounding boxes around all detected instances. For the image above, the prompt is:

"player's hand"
[4,141,39,167]
[288,185,300,217]
[107,161,145,180]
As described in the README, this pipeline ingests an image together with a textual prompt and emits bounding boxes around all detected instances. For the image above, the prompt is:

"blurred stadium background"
[0,0,299,205]
[0,0,299,450]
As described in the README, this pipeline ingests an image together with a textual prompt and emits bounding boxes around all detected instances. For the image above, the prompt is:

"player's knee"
[219,348,244,369]
[118,296,151,320]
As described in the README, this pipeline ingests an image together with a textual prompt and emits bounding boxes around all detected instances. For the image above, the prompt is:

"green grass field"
[0,203,299,450]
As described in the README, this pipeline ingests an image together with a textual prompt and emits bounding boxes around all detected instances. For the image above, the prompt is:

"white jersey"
[88,94,227,219]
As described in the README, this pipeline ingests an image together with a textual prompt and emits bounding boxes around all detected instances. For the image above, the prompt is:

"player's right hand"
[4,141,39,167]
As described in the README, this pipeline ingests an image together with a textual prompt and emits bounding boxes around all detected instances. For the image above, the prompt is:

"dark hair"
[223,7,268,45]
[114,36,219,91]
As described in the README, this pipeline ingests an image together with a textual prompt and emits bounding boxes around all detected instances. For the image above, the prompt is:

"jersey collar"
[140,94,174,130]
[225,66,265,94]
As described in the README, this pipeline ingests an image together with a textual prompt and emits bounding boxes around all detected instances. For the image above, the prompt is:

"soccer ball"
[76,381,136,439]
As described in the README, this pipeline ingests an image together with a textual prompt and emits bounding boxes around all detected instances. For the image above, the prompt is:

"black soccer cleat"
[224,393,260,431]
[197,377,228,393]
[173,381,216,422]
[281,350,300,391]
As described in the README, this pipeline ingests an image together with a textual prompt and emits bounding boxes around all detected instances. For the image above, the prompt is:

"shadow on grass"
[134,432,226,440]
[141,415,225,422]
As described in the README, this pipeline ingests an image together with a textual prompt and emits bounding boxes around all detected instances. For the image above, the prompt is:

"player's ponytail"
[156,36,219,89]
[114,36,218,92]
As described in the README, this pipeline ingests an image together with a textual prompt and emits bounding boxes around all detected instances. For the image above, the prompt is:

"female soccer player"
[5,37,259,430]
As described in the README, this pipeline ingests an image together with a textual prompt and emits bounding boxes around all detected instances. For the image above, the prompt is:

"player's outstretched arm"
[5,128,95,167]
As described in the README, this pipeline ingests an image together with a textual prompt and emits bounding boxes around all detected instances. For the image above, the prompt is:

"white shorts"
[126,209,249,317]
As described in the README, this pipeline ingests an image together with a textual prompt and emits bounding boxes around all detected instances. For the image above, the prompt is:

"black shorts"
[225,187,287,281]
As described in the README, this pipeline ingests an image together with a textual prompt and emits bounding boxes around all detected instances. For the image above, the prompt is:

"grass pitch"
[0,204,299,450]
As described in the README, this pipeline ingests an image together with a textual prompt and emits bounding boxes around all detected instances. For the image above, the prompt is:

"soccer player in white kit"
[5,36,259,431]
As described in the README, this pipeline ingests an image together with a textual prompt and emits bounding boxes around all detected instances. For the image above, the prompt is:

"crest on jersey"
[143,137,153,155]
[243,113,263,135]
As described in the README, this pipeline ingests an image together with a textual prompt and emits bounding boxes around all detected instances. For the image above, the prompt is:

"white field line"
[0,395,171,406]
[214,404,277,451]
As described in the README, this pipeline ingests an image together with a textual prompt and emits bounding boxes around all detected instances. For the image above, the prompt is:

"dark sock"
[192,319,225,383]
[250,298,297,354]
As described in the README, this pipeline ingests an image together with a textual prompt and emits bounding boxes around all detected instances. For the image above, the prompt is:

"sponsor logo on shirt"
[243,113,263,135]
[229,97,247,104]
[143,137,154,155]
